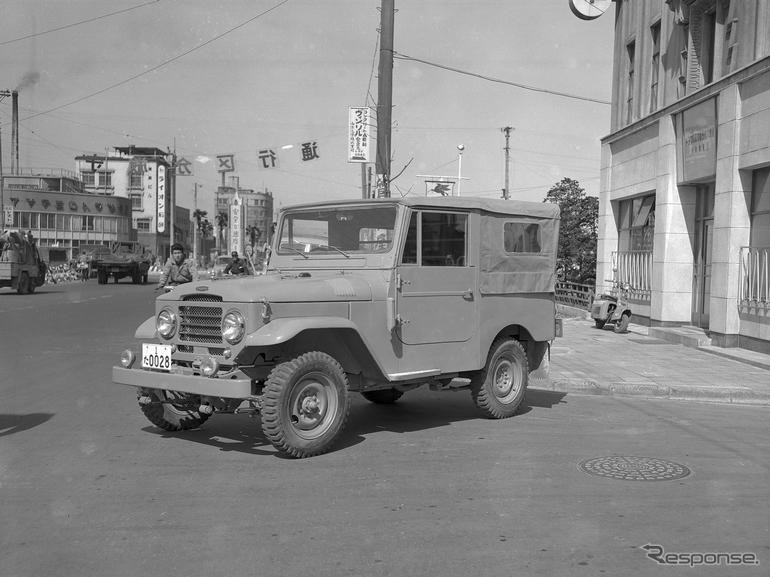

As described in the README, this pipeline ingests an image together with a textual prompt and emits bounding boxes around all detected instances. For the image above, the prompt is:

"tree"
[215,211,228,253]
[543,177,598,285]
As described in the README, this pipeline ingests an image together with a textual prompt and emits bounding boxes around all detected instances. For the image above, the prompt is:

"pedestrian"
[156,243,195,290]
[76,254,89,282]
[224,251,248,275]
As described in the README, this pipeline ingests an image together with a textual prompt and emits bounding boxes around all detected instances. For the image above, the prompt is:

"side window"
[401,212,418,264]
[504,222,541,253]
[421,212,467,266]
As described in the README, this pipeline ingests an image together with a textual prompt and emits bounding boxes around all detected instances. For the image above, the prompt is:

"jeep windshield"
[277,205,397,256]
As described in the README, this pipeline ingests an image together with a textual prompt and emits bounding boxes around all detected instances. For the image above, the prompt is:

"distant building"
[599,0,770,353]
[75,146,182,260]
[215,186,274,252]
[1,169,132,260]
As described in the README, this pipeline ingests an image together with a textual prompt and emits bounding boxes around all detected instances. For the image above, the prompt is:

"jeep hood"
[174,273,373,303]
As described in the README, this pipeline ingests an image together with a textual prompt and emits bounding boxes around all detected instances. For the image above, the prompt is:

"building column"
[651,114,695,325]
[595,140,616,294]
[710,84,751,345]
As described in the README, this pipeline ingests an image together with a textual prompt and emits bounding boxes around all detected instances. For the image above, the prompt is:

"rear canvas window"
[504,222,541,253]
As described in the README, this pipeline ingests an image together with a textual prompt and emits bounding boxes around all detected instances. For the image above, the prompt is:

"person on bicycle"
[156,243,195,290]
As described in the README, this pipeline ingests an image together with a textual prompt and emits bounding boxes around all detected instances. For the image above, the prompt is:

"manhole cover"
[578,456,691,481]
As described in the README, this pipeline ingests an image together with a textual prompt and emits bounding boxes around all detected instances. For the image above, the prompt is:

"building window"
[702,8,717,84]
[679,25,689,97]
[98,172,112,188]
[618,195,655,252]
[650,21,661,113]
[136,219,151,232]
[751,168,770,248]
[129,172,142,188]
[81,171,95,186]
[722,1,737,73]
[130,193,143,210]
[626,40,635,124]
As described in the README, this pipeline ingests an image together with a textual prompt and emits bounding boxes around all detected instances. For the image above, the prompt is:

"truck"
[94,241,152,285]
[0,230,47,294]
[113,196,561,458]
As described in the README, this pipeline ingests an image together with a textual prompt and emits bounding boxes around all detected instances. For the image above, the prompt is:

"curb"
[529,379,770,405]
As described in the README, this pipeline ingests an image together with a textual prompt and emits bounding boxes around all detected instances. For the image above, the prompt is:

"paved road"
[1,282,768,576]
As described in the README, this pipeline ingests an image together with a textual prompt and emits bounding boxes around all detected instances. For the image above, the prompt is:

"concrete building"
[599,0,770,353]
[1,169,132,260]
[74,146,185,260]
[214,185,274,254]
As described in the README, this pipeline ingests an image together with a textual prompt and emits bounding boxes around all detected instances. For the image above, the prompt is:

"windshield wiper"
[280,245,309,259]
[314,244,350,258]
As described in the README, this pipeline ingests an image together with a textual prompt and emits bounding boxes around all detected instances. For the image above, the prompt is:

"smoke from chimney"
[16,71,40,92]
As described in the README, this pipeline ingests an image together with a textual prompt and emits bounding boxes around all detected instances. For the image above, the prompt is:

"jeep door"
[395,210,476,345]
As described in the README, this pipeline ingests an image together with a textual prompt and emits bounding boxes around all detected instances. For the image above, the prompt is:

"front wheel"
[614,313,631,333]
[16,272,30,294]
[261,351,350,458]
[140,390,210,431]
[470,338,528,418]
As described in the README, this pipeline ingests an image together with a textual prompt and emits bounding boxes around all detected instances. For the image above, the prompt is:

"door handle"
[463,289,474,300]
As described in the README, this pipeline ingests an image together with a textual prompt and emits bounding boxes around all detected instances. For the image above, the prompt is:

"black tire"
[16,272,30,294]
[97,269,107,284]
[614,313,631,333]
[261,351,350,458]
[470,338,528,419]
[140,390,210,431]
[141,274,148,285]
[594,319,606,329]
[132,271,141,284]
[361,389,404,404]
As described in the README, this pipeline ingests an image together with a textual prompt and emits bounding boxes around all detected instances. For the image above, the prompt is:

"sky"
[0,0,615,218]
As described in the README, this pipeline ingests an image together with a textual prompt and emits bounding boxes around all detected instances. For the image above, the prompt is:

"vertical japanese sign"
[3,206,13,226]
[157,165,166,233]
[348,107,371,162]
[229,191,243,255]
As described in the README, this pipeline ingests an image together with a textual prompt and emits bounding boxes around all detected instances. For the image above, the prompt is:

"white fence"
[740,246,770,305]
[611,250,652,300]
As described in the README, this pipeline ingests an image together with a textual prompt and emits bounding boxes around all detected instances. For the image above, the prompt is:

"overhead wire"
[0,0,163,46]
[18,0,292,122]
[393,51,611,106]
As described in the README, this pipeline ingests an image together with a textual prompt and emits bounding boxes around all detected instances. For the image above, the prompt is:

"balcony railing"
[740,246,770,306]
[610,250,652,301]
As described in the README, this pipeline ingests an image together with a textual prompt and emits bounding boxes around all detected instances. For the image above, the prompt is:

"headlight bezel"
[222,309,245,344]
[157,308,177,339]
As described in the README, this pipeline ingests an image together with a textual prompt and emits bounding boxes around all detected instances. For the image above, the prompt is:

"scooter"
[590,281,633,333]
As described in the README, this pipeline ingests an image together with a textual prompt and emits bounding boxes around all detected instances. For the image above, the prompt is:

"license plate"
[142,343,172,371]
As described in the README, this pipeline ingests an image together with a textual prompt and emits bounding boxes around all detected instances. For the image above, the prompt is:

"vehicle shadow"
[139,388,568,458]
[0,413,55,437]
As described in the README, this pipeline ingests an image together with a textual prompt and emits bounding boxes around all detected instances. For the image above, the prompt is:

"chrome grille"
[178,303,223,344]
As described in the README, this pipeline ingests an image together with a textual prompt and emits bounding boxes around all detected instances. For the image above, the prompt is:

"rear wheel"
[594,319,606,329]
[261,351,350,458]
[614,313,631,333]
[470,338,528,418]
[140,390,210,431]
[361,389,404,404]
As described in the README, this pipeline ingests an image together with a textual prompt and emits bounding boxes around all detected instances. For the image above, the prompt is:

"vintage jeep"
[113,197,561,458]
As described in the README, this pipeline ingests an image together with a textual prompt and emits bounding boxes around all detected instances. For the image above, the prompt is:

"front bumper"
[112,366,252,398]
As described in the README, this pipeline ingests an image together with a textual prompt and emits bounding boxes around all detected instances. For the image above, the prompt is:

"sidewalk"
[532,316,770,405]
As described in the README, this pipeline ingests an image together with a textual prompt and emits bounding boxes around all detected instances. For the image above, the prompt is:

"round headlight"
[222,310,245,344]
[157,309,177,339]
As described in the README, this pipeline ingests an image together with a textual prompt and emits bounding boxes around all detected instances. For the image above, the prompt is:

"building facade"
[215,186,274,253]
[1,170,132,260]
[74,146,184,260]
[599,0,770,353]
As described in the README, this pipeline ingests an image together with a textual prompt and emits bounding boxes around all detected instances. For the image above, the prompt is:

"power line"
[18,0,291,122]
[0,0,163,46]
[393,51,611,106]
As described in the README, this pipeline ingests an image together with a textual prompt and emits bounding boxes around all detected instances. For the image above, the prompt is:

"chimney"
[11,90,18,175]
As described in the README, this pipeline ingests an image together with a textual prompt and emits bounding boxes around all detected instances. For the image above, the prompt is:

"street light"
[457,144,465,196]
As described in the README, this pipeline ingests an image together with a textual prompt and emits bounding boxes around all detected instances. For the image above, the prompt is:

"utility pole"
[0,90,12,224]
[501,126,514,199]
[170,145,176,248]
[375,0,394,198]
[193,182,199,265]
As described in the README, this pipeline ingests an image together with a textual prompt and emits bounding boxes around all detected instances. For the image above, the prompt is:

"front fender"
[241,316,359,347]
[134,316,156,339]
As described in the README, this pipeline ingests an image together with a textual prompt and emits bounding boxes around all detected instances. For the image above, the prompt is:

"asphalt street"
[1,280,767,577]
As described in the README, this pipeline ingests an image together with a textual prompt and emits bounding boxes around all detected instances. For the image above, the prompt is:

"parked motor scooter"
[590,281,633,333]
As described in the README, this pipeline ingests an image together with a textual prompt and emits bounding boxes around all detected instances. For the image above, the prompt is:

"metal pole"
[502,126,513,199]
[170,147,176,247]
[11,91,18,175]
[375,0,394,198]
[193,182,198,264]
[457,145,464,196]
